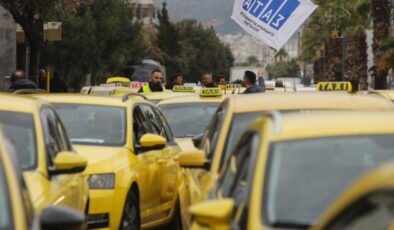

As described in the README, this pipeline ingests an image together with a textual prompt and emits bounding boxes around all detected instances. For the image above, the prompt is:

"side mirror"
[50,152,87,176]
[192,133,204,148]
[190,199,234,228]
[137,133,167,151]
[178,150,210,169]
[41,206,85,230]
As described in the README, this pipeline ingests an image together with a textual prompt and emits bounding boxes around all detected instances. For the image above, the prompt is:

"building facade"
[128,0,158,35]
[0,6,16,89]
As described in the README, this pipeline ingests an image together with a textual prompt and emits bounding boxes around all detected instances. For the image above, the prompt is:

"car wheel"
[120,191,140,230]
[167,200,182,230]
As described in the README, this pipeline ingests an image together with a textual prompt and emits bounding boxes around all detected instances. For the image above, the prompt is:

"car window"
[153,107,175,143]
[218,132,259,200]
[133,105,153,146]
[0,111,36,170]
[0,163,12,230]
[203,105,226,160]
[325,191,394,230]
[264,134,394,227]
[41,107,65,167]
[220,112,260,169]
[159,102,220,138]
[141,105,167,137]
[53,104,126,146]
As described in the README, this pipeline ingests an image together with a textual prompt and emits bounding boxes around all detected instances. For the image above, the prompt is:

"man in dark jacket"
[243,71,264,94]
[8,70,37,92]
[201,73,217,88]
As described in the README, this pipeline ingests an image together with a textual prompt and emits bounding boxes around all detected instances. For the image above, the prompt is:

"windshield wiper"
[271,220,311,229]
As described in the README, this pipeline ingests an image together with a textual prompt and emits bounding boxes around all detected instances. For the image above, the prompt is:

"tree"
[275,49,288,62]
[247,55,259,66]
[41,0,148,89]
[380,38,394,70]
[155,3,234,83]
[371,0,391,89]
[0,0,93,82]
[343,0,370,90]
[266,60,300,79]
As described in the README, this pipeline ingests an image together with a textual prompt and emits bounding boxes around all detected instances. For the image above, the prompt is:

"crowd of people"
[7,69,68,93]
[140,70,266,94]
[7,68,266,94]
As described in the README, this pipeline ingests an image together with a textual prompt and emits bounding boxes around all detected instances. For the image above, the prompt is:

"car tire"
[120,191,140,230]
[167,200,183,230]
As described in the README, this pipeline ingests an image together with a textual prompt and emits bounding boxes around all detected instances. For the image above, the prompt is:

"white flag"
[231,0,318,50]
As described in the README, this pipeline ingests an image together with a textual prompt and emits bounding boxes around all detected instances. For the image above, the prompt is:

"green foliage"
[156,5,234,83]
[246,55,259,66]
[41,0,148,89]
[266,60,300,79]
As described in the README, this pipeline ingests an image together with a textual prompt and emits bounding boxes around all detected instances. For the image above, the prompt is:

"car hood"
[74,145,133,174]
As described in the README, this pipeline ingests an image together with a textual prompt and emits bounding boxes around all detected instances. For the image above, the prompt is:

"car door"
[132,105,162,211]
[144,105,180,204]
[40,106,80,209]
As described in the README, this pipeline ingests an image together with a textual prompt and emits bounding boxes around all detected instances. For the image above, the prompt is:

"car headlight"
[88,173,115,189]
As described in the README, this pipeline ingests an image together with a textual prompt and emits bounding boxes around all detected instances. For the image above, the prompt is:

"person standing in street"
[216,75,226,86]
[50,72,68,93]
[165,74,184,90]
[8,70,37,92]
[139,70,165,93]
[201,73,217,88]
[243,71,264,94]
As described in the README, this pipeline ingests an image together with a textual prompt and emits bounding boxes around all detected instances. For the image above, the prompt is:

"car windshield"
[159,102,220,138]
[0,164,12,230]
[220,112,260,168]
[0,111,36,170]
[265,135,394,227]
[53,104,126,146]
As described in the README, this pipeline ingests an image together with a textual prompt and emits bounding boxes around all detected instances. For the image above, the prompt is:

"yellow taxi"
[0,128,86,230]
[106,77,131,87]
[38,94,183,229]
[158,87,225,151]
[0,94,89,213]
[311,161,394,230]
[190,111,394,230]
[177,92,394,228]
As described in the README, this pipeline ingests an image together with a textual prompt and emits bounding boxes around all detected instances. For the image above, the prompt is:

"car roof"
[158,94,225,105]
[369,90,394,100]
[0,93,45,113]
[34,93,147,106]
[263,110,394,140]
[228,92,393,113]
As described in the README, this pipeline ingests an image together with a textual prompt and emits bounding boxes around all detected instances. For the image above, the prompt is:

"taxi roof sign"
[224,84,241,90]
[317,82,352,92]
[200,88,223,97]
[107,77,130,84]
[172,85,196,93]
